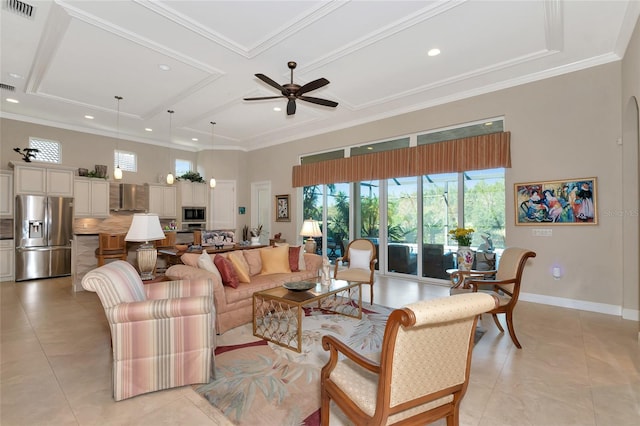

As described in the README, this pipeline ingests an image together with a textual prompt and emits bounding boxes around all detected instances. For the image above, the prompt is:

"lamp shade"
[114,166,123,180]
[125,213,165,242]
[299,219,322,238]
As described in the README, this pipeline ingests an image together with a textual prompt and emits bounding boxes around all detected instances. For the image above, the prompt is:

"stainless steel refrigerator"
[15,195,74,281]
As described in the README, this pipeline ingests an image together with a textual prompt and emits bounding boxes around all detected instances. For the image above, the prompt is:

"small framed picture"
[275,194,290,222]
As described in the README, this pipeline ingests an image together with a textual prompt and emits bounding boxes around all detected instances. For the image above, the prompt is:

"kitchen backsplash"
[74,212,173,234]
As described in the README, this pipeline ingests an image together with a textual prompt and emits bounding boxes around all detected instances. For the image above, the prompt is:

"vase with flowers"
[250,224,262,246]
[449,227,475,271]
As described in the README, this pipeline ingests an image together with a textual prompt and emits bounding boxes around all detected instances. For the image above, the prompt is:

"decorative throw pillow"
[243,249,263,276]
[349,248,371,270]
[228,250,251,283]
[181,253,201,267]
[214,255,240,288]
[196,250,222,282]
[288,245,301,272]
[260,245,291,275]
[276,242,305,271]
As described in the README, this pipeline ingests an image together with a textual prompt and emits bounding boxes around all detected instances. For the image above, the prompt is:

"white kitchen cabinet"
[0,171,13,217]
[147,184,177,218]
[13,164,74,196]
[46,169,74,196]
[0,239,14,282]
[179,181,207,207]
[74,178,110,217]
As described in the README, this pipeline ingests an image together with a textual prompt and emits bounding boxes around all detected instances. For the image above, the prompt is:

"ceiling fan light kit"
[244,61,338,115]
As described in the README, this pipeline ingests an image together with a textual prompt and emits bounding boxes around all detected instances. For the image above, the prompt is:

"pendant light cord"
[114,96,123,180]
[167,110,175,184]
[209,121,217,188]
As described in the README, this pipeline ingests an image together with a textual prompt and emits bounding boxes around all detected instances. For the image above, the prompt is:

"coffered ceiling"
[1,0,638,152]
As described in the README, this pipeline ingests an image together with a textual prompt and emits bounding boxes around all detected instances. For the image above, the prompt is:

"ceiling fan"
[244,61,338,115]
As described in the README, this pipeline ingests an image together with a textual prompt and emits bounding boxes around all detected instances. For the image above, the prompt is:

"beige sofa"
[166,248,321,334]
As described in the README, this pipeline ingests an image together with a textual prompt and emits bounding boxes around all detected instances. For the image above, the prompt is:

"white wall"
[246,62,635,318]
[621,16,640,321]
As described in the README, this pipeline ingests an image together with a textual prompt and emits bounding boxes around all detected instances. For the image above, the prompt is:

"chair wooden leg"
[370,283,374,305]
[505,310,522,349]
[320,391,330,426]
[491,313,504,332]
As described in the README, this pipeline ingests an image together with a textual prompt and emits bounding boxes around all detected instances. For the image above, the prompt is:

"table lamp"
[125,213,165,280]
[299,219,322,253]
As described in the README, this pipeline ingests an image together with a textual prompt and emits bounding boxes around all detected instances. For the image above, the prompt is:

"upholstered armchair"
[334,239,377,303]
[321,292,499,425]
[82,260,216,401]
[450,247,536,348]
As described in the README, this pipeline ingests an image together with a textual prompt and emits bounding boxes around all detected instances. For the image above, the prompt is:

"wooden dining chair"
[94,233,127,266]
[450,247,536,348]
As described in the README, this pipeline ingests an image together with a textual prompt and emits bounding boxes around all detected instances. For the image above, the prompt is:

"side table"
[143,274,170,284]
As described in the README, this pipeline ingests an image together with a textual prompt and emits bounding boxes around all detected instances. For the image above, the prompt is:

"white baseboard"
[520,292,640,321]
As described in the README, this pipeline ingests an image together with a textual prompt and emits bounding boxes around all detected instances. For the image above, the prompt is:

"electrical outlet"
[532,228,552,237]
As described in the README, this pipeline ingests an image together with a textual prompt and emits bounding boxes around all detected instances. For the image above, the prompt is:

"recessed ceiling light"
[6,98,19,103]
[367,146,373,150]
[8,72,23,79]
[273,107,282,112]
[427,48,441,57]
[145,128,153,132]
[158,64,171,71]
[192,138,198,141]
[84,115,94,119]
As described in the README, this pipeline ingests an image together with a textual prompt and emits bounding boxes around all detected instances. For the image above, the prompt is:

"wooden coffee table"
[252,277,362,352]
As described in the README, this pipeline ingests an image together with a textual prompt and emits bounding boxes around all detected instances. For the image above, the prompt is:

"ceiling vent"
[3,0,35,19]
[0,83,16,91]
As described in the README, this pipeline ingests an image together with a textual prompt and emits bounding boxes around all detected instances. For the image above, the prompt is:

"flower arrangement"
[250,224,262,238]
[449,227,474,246]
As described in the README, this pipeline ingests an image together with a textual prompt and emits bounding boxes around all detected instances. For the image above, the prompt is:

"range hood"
[109,183,147,211]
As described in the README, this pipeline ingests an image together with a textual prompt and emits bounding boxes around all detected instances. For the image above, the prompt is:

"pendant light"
[209,121,217,189]
[166,110,174,185]
[113,96,123,180]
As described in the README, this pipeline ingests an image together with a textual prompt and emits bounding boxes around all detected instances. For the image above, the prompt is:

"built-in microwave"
[182,207,206,222]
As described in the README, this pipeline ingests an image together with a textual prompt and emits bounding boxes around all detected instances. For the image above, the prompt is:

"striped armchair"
[82,260,216,401]
[321,292,498,426]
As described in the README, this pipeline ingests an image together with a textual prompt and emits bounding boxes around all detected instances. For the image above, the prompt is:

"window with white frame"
[175,159,192,177]
[114,150,137,172]
[29,137,61,163]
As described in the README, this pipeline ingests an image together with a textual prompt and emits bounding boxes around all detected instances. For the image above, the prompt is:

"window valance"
[292,131,511,187]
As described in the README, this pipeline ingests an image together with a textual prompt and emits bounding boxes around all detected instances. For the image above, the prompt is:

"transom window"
[114,150,137,172]
[175,159,192,177]
[29,137,61,163]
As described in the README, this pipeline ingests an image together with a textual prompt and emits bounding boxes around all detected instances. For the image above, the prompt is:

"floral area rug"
[194,303,394,426]
[194,303,486,426]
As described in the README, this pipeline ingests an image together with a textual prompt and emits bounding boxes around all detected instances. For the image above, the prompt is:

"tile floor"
[1,275,639,425]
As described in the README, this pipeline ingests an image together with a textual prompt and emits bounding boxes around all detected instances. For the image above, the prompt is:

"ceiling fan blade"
[243,96,286,101]
[296,78,329,96]
[298,96,338,108]
[287,98,296,115]
[255,73,285,92]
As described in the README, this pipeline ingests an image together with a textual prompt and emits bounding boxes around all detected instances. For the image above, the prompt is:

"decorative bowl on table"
[283,281,315,292]
[174,244,188,251]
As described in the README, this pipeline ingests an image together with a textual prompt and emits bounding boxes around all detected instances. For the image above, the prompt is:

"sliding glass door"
[387,177,418,276]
